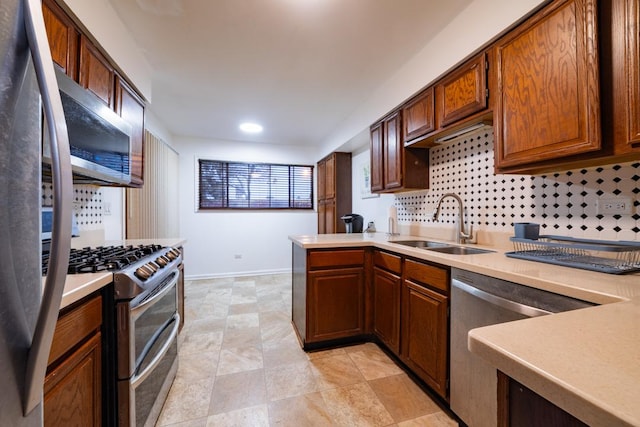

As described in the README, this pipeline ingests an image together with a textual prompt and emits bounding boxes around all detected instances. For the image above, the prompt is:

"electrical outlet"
[103,202,111,216]
[596,197,633,215]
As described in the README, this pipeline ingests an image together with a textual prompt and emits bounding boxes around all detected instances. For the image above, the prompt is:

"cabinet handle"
[23,0,73,415]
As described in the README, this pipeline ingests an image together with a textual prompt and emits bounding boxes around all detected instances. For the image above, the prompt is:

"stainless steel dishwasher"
[450,268,595,427]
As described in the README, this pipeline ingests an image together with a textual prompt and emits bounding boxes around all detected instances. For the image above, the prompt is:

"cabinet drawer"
[373,250,402,275]
[48,294,102,366]
[308,249,365,269]
[404,260,449,293]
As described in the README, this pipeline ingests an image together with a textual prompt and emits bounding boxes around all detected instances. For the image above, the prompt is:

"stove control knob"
[165,251,177,260]
[134,265,153,280]
[156,256,168,267]
[147,262,159,272]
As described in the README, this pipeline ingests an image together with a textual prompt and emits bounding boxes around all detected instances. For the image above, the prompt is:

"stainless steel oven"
[41,244,183,426]
[113,248,183,427]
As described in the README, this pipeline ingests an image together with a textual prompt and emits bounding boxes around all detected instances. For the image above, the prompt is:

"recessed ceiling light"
[239,122,263,133]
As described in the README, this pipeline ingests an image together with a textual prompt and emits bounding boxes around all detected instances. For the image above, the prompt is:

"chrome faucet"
[432,193,474,244]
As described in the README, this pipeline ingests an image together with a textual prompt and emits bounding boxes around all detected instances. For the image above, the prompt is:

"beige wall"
[321,0,545,156]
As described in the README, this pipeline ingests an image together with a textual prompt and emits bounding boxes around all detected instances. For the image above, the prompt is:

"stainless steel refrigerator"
[0,0,73,425]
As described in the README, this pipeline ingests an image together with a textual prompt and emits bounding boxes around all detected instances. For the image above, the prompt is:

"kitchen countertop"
[289,232,640,304]
[469,299,640,426]
[49,237,186,310]
[289,232,640,426]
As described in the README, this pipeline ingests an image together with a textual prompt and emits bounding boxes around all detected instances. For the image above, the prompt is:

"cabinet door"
[115,76,145,187]
[44,332,102,427]
[317,200,326,234]
[317,159,326,201]
[628,0,640,146]
[324,154,336,200]
[494,0,600,171]
[324,198,336,234]
[42,0,78,79]
[403,281,448,399]
[369,122,384,192]
[403,87,435,143]
[383,111,403,190]
[307,267,365,342]
[373,266,401,354]
[79,35,115,108]
[436,52,487,127]
[498,372,588,427]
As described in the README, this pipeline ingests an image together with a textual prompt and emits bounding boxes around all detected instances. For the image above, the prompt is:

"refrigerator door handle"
[22,0,73,415]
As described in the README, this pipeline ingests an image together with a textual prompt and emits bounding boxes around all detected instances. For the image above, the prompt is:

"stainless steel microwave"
[43,67,132,185]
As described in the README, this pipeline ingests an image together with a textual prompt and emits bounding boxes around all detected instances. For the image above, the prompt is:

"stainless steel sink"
[392,240,494,255]
[427,246,494,255]
[392,240,450,249]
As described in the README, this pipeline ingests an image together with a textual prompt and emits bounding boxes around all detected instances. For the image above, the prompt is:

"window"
[198,159,314,210]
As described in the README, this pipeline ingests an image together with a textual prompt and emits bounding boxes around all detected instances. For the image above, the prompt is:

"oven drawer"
[118,314,179,427]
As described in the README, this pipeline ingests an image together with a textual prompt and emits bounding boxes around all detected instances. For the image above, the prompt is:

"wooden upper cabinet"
[115,76,145,187]
[384,111,403,190]
[316,152,351,234]
[627,0,640,147]
[403,87,435,143]
[602,0,640,156]
[436,52,488,127]
[317,159,326,200]
[370,111,429,194]
[494,0,601,172]
[79,35,115,108]
[42,0,78,79]
[370,122,384,192]
[324,154,336,200]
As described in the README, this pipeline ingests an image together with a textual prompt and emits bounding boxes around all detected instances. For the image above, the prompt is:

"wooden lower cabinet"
[44,333,101,426]
[498,371,588,427]
[292,245,451,401]
[307,267,365,342]
[292,247,367,348]
[372,250,402,354]
[401,260,449,400]
[44,293,103,427]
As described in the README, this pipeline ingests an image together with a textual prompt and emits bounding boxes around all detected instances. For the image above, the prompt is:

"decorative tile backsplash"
[42,183,103,231]
[394,129,640,241]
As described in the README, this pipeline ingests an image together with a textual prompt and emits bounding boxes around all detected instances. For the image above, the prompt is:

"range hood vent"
[433,121,493,145]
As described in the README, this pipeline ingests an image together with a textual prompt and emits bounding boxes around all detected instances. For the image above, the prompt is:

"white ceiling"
[107,0,474,147]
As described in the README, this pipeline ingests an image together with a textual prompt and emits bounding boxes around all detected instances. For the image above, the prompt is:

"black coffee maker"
[340,213,364,233]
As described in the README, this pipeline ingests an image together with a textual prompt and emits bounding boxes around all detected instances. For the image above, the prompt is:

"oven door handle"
[131,313,180,389]
[131,269,179,319]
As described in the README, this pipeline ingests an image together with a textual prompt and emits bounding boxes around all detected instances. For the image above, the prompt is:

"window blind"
[198,160,313,210]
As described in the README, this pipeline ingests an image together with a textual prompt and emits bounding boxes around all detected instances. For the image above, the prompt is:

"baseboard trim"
[185,268,291,281]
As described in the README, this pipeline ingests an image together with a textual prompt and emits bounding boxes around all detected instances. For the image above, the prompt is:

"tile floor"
[157,273,459,426]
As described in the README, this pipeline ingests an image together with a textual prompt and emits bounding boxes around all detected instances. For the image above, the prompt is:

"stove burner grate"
[42,244,166,275]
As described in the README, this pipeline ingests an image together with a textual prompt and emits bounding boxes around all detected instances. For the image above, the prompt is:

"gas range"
[42,243,182,301]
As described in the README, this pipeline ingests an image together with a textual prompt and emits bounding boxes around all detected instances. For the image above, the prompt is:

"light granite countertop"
[289,232,640,426]
[289,232,640,303]
[47,237,186,309]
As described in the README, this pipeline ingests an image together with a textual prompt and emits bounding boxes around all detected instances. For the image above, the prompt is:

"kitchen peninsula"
[289,232,640,426]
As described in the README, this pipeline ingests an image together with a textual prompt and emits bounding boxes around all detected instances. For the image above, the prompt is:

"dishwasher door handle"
[452,279,551,317]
